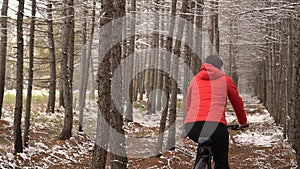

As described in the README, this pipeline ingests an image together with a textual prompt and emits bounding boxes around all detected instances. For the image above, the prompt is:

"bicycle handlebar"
[227,124,249,130]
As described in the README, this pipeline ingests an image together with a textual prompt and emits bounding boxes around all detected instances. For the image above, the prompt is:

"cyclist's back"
[184,55,248,169]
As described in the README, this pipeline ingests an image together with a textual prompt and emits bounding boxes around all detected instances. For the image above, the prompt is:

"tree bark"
[46,0,57,114]
[109,1,128,168]
[14,0,25,153]
[125,0,136,122]
[59,0,74,140]
[292,3,300,164]
[91,0,114,168]
[24,0,36,148]
[155,0,177,155]
[167,0,188,150]
[78,0,88,132]
[0,0,9,119]
[88,2,96,101]
[191,0,203,75]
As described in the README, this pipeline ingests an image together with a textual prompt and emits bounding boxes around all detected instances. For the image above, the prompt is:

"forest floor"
[0,95,298,169]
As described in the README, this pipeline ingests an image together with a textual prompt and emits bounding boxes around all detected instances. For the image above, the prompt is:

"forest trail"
[129,96,298,169]
[0,96,298,168]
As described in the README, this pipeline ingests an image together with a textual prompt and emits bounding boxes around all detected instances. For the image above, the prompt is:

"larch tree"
[109,0,128,167]
[79,0,96,132]
[0,0,9,119]
[59,0,75,140]
[78,0,88,132]
[91,0,114,168]
[24,0,37,148]
[166,0,188,150]
[155,0,177,154]
[88,0,96,100]
[46,0,57,114]
[14,0,25,153]
[124,0,136,122]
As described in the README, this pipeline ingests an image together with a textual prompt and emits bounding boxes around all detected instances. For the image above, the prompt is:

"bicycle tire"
[195,157,210,169]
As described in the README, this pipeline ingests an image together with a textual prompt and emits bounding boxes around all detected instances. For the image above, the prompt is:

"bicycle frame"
[194,124,249,169]
[194,137,213,169]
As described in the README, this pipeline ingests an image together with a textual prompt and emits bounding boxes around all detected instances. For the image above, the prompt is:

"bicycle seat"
[197,137,213,146]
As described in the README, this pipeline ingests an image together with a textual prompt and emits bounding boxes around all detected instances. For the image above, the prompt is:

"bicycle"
[194,124,249,169]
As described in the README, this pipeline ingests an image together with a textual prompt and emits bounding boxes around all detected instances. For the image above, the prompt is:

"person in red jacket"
[184,55,248,169]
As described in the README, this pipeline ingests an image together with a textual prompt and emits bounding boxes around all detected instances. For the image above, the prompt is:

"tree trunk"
[191,0,203,75]
[78,0,88,132]
[91,0,114,168]
[59,0,74,140]
[24,0,36,148]
[152,0,164,112]
[214,0,219,54]
[89,2,96,101]
[0,0,9,119]
[292,4,300,165]
[167,0,188,150]
[14,0,25,153]
[46,0,57,114]
[125,0,136,122]
[109,1,128,168]
[155,0,177,155]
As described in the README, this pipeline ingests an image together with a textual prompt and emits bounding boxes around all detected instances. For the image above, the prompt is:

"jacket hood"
[198,63,224,80]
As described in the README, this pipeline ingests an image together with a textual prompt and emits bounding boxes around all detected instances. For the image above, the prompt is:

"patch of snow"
[234,129,282,147]
[247,112,275,123]
[7,153,14,160]
[133,111,162,127]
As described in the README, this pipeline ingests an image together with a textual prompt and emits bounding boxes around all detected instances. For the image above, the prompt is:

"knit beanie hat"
[204,55,223,70]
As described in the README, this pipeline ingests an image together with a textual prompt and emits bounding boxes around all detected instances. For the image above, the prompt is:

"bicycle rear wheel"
[195,157,210,169]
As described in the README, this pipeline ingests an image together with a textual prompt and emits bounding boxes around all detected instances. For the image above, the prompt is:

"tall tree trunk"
[155,0,177,155]
[125,0,136,122]
[181,0,194,137]
[91,0,114,168]
[59,0,74,140]
[166,0,188,151]
[14,0,25,153]
[191,0,203,75]
[78,0,88,132]
[0,0,9,119]
[156,0,177,155]
[292,3,300,165]
[208,0,219,54]
[214,0,219,54]
[154,0,164,112]
[46,0,57,114]
[89,1,96,100]
[109,0,128,168]
[24,0,36,148]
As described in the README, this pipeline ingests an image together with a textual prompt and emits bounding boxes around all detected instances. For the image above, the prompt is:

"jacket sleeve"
[185,82,192,113]
[226,76,247,125]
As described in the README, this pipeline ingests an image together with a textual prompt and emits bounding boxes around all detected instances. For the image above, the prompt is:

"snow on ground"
[0,94,298,168]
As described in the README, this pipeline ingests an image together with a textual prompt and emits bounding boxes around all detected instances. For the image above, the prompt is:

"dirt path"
[129,97,298,168]
[0,97,298,168]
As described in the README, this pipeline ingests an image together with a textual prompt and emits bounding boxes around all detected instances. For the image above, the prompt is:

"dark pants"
[185,121,230,169]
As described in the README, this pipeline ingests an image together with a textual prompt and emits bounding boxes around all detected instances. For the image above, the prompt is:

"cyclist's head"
[204,55,223,70]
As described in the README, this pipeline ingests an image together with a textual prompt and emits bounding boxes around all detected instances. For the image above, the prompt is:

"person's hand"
[239,123,249,130]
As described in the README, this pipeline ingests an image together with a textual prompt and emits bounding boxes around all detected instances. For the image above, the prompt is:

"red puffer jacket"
[184,63,247,126]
